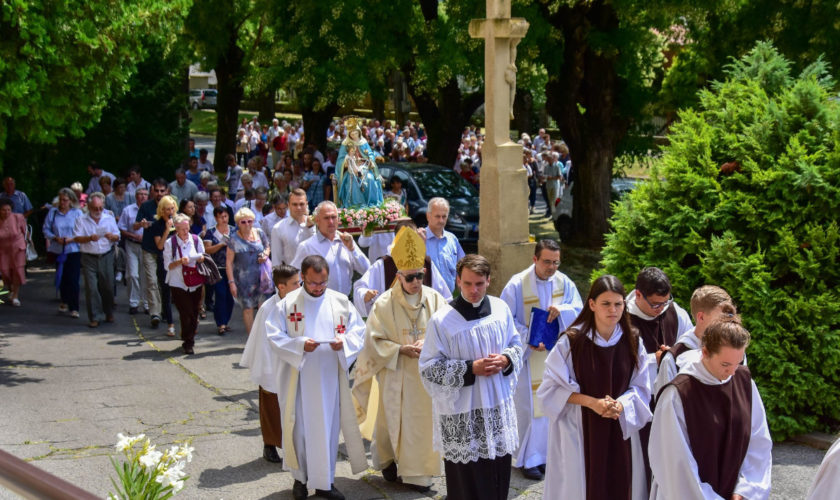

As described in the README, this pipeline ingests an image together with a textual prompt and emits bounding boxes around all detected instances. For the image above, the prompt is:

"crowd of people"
[3,118,833,500]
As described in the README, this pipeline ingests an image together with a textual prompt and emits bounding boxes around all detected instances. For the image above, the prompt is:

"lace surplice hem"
[432,399,520,464]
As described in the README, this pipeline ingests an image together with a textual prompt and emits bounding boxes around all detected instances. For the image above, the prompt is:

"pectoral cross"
[335,317,346,335]
[288,305,303,331]
[405,324,423,342]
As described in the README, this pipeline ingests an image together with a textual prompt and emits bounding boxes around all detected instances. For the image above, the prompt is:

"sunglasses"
[239,220,254,225]
[401,271,425,283]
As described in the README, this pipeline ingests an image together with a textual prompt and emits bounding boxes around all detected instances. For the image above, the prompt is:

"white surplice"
[499,265,582,469]
[653,327,702,397]
[649,355,772,500]
[352,258,452,316]
[240,293,282,393]
[418,296,523,463]
[358,232,394,263]
[537,326,652,500]
[265,288,367,490]
[807,438,840,500]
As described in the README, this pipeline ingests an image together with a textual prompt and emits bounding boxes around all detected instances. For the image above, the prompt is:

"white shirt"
[270,216,315,267]
[126,178,151,199]
[261,210,287,239]
[163,233,206,291]
[73,212,120,254]
[118,204,144,241]
[250,170,269,190]
[197,159,213,172]
[290,231,370,295]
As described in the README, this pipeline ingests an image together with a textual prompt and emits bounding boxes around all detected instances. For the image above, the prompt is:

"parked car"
[552,177,641,241]
[188,89,217,109]
[377,163,480,242]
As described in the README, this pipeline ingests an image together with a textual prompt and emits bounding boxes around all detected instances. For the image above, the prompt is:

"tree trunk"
[542,1,628,247]
[407,77,483,167]
[301,102,340,157]
[257,88,276,124]
[212,37,245,173]
[512,88,534,139]
[371,96,386,122]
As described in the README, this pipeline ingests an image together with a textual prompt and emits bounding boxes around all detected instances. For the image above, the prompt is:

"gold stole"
[522,269,565,418]
[281,289,368,474]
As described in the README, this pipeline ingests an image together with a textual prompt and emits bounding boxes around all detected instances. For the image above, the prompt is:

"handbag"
[259,258,273,294]
[196,253,222,285]
[171,234,205,287]
[25,224,38,262]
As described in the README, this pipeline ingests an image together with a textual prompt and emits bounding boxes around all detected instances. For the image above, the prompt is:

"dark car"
[552,177,641,241]
[378,163,480,242]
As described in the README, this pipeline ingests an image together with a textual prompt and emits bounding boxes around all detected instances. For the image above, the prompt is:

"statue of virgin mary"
[336,117,384,208]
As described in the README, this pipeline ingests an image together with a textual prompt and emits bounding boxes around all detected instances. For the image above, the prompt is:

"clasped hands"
[591,395,624,420]
[399,340,424,358]
[472,353,509,376]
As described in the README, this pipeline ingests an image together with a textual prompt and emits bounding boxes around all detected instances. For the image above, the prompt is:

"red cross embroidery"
[335,317,346,335]
[288,305,303,331]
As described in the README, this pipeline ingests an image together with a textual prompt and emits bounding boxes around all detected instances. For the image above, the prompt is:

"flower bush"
[599,42,840,440]
[338,199,406,234]
[109,433,193,500]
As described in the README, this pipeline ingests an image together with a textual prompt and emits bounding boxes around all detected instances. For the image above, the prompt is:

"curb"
[790,432,838,450]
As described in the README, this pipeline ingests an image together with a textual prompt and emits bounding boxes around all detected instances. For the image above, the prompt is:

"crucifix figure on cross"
[288,305,304,331]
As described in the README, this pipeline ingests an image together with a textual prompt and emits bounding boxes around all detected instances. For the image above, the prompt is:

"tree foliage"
[0,0,190,168]
[601,43,840,439]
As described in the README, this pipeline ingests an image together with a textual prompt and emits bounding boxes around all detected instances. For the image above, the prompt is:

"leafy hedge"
[600,42,840,440]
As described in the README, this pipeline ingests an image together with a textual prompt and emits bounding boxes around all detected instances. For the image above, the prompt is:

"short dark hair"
[128,165,141,175]
[702,317,750,355]
[112,178,125,189]
[152,177,168,189]
[456,254,491,279]
[272,264,299,287]
[225,153,236,162]
[213,206,228,217]
[301,255,329,276]
[199,148,208,155]
[635,267,671,297]
[535,239,561,258]
[0,198,13,209]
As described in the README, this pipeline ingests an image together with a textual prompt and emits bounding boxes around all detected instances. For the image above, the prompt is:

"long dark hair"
[565,274,640,368]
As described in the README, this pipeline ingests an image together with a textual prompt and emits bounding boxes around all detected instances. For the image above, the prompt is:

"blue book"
[528,307,561,351]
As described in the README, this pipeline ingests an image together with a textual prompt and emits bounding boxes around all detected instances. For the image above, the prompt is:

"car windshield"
[411,169,478,200]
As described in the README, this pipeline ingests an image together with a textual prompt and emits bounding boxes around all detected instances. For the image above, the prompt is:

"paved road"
[0,266,830,499]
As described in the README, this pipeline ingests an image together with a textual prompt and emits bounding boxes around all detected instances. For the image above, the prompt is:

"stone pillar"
[470,3,533,295]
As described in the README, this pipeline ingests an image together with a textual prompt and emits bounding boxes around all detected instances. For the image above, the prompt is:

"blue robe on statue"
[337,140,384,208]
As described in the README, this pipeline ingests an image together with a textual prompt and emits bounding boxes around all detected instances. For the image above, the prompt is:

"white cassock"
[358,233,394,263]
[649,355,772,500]
[352,258,452,316]
[499,265,582,469]
[537,327,652,500]
[240,293,282,393]
[418,296,524,464]
[291,232,370,295]
[265,288,368,490]
[807,438,840,500]
[270,216,315,268]
[653,327,701,396]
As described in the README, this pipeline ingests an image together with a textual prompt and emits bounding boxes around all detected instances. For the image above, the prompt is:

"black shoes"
[263,445,281,463]
[183,346,194,355]
[314,485,344,499]
[150,315,160,328]
[128,306,138,315]
[382,461,398,482]
[522,466,544,480]
[292,480,307,500]
[537,463,546,474]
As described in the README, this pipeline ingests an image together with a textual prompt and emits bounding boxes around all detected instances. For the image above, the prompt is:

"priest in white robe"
[266,255,368,500]
[500,239,582,480]
[353,221,451,316]
[807,437,840,500]
[649,319,772,500]
[353,227,448,491]
[419,254,523,500]
[239,264,300,464]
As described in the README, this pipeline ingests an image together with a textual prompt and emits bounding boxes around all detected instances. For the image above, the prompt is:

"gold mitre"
[391,226,425,271]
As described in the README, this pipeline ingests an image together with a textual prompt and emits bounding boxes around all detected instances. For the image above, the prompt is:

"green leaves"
[601,43,840,439]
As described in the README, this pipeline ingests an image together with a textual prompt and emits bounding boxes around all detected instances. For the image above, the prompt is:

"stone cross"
[470,0,534,295]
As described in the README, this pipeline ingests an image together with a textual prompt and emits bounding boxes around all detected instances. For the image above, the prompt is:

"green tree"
[600,43,840,439]
[0,0,190,170]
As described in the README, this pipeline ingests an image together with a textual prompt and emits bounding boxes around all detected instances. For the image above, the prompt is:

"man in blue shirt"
[424,197,464,293]
[1,177,33,217]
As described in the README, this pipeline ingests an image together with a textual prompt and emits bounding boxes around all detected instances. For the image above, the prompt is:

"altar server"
[265,255,367,500]
[500,239,582,480]
[419,254,523,500]
[353,227,448,491]
[649,318,772,500]
[538,274,652,500]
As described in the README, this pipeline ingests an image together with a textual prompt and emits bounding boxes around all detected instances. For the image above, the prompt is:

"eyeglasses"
[642,293,673,310]
[238,220,254,225]
[400,271,426,282]
[539,259,560,267]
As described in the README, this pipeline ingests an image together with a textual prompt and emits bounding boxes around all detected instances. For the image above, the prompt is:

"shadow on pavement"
[0,357,49,387]
[197,457,280,489]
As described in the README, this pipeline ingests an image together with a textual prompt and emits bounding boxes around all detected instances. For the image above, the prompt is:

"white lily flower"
[176,444,194,463]
[138,447,163,470]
